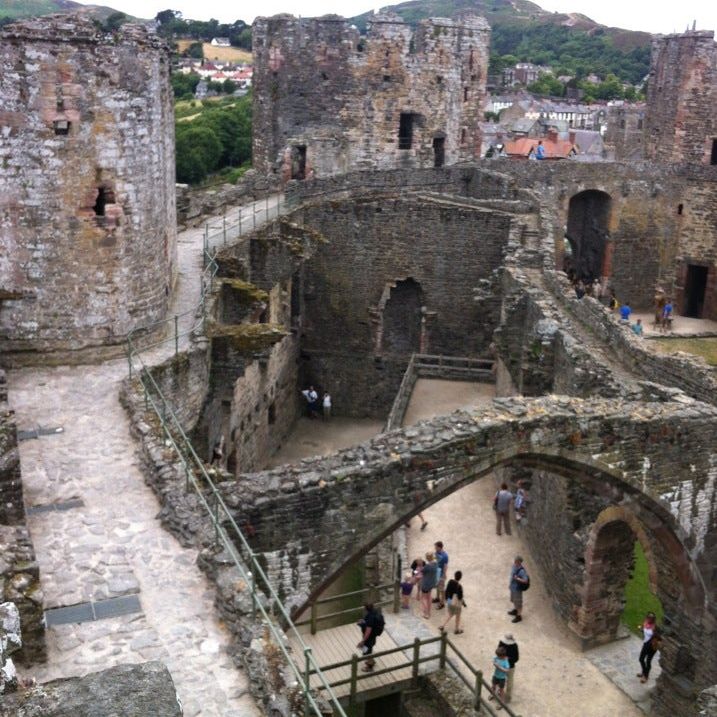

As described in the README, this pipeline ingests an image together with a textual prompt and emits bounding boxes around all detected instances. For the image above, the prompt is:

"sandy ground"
[403,379,642,717]
[629,311,717,336]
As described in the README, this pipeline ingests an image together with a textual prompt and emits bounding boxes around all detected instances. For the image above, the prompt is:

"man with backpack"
[357,602,384,671]
[508,556,529,623]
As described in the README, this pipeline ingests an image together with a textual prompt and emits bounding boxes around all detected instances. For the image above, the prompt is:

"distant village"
[176,49,644,162]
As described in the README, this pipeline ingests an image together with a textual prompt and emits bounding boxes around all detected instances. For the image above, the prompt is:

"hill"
[0,0,124,21]
[350,0,652,84]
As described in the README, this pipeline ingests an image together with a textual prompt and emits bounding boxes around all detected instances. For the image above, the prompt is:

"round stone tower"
[0,15,177,362]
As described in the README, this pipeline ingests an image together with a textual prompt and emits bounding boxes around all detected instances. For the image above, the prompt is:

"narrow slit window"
[398,113,414,150]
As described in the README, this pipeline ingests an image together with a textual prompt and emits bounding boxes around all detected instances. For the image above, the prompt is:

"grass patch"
[650,337,717,366]
[621,542,663,635]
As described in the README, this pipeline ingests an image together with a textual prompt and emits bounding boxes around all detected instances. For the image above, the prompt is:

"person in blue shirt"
[631,318,644,337]
[490,646,511,704]
[434,541,449,609]
[619,301,632,323]
[535,140,546,160]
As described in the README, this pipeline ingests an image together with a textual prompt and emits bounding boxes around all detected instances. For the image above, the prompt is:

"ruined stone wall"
[603,104,646,161]
[645,31,717,165]
[0,15,176,360]
[253,13,489,179]
[0,373,23,526]
[293,195,513,416]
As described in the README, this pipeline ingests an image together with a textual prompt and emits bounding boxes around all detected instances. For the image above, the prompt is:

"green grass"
[621,542,663,635]
[651,337,717,366]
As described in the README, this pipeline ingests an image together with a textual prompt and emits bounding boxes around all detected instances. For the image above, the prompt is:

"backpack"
[517,569,530,592]
[373,610,385,636]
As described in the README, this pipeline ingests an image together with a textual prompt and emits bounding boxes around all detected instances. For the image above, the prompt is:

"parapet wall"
[0,15,177,361]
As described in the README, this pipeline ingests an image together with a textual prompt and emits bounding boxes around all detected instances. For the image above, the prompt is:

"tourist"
[592,279,602,300]
[411,557,425,602]
[405,512,428,530]
[619,300,632,324]
[300,386,319,417]
[439,570,465,635]
[420,552,438,619]
[494,482,513,536]
[434,541,449,609]
[654,287,666,328]
[637,612,660,683]
[631,318,644,337]
[514,481,527,523]
[575,280,586,299]
[662,299,673,331]
[210,435,224,468]
[357,602,383,672]
[489,645,511,706]
[609,289,619,311]
[508,555,529,623]
[400,572,414,610]
[322,391,332,420]
[498,634,519,702]
[535,140,546,160]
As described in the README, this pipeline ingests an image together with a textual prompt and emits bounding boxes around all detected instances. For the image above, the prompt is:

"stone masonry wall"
[0,15,176,360]
[253,13,489,179]
[292,195,515,416]
[645,31,717,165]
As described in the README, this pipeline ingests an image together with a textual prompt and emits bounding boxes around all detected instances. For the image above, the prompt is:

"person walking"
[420,552,438,619]
[489,646,511,707]
[322,391,332,420]
[507,556,529,623]
[494,483,513,536]
[357,602,383,672]
[400,572,414,610]
[498,634,519,702]
[637,612,660,683]
[439,571,465,635]
[434,541,449,609]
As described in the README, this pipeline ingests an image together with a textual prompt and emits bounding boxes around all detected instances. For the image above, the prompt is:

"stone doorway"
[683,264,708,318]
[290,145,307,180]
[565,190,612,283]
[382,278,422,354]
[433,136,445,168]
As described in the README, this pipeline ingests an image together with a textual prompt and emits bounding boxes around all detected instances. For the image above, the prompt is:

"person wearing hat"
[498,634,519,703]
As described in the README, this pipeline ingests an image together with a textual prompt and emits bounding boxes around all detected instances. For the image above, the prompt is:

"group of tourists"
[405,541,452,622]
[300,385,331,419]
[493,481,529,537]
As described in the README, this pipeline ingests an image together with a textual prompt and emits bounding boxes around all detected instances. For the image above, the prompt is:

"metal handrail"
[126,245,346,714]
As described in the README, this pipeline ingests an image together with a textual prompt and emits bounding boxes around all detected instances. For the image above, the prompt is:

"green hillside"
[350,0,651,84]
[0,0,121,21]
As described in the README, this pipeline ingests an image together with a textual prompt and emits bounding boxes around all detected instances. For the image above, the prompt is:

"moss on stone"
[207,322,287,353]
[220,278,269,305]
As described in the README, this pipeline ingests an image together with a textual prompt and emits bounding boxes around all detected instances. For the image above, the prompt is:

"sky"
[84,0,717,35]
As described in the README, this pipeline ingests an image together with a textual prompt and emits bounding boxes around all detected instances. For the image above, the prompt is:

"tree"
[175,125,222,184]
[185,41,203,59]
[102,12,129,32]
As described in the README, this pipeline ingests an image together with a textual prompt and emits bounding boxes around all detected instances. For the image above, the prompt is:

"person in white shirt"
[322,392,332,420]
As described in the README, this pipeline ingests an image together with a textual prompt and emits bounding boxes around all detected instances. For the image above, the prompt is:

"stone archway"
[566,190,612,283]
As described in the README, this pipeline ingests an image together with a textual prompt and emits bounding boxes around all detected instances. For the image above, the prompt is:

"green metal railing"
[126,200,348,717]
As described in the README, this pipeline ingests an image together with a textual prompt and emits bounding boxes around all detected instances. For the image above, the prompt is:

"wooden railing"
[305,630,522,716]
[384,353,495,431]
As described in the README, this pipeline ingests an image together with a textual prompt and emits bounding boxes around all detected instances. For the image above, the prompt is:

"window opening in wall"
[469,49,474,70]
[54,120,70,136]
[677,203,684,215]
[93,186,114,216]
[460,128,466,145]
[290,145,307,180]
[433,136,445,168]
[684,264,708,318]
[711,139,717,165]
[637,118,644,130]
[268,402,276,424]
[463,87,468,102]
[620,119,626,129]
[383,75,391,82]
[321,72,328,80]
[398,113,414,150]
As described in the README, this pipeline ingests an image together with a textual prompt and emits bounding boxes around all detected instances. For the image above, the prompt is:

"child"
[490,646,511,706]
[400,572,414,609]
[514,481,527,523]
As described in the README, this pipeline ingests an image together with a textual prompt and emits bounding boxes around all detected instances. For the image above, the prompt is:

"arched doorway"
[566,190,612,283]
[382,278,422,354]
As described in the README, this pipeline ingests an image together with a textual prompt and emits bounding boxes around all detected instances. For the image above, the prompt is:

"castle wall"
[252,13,489,179]
[645,31,717,164]
[0,16,177,360]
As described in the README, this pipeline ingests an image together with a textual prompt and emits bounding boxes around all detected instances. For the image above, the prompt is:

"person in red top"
[637,612,659,683]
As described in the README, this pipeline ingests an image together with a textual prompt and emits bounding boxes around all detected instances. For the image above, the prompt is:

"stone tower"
[644,29,717,164]
[252,12,490,180]
[0,15,177,361]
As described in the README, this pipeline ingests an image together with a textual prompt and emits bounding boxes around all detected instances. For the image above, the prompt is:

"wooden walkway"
[290,616,439,704]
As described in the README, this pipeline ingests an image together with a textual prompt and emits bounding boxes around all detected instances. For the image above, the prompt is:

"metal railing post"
[174,315,179,357]
[239,210,242,236]
[474,669,483,711]
[349,653,358,706]
[310,601,318,635]
[303,647,313,717]
[248,556,257,619]
[222,215,227,245]
[392,577,400,614]
[439,631,447,669]
[411,637,421,685]
[213,495,220,544]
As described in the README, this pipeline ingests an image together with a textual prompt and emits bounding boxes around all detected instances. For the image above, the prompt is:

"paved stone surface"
[585,635,661,714]
[7,198,278,716]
